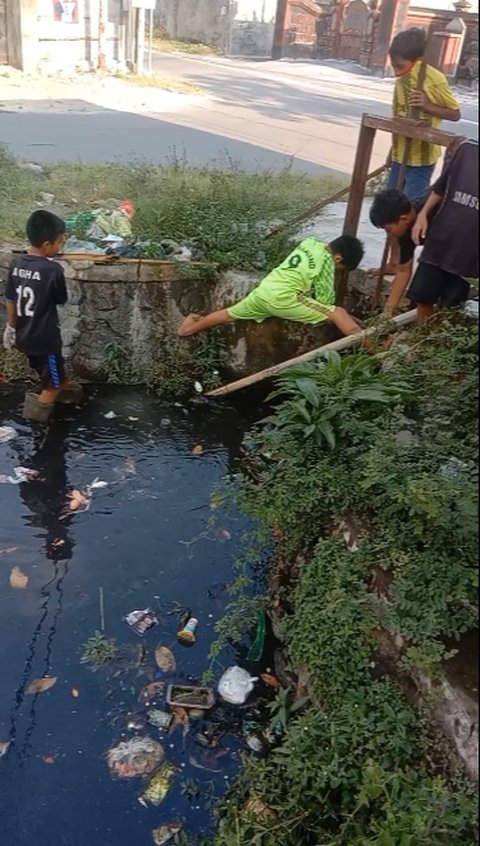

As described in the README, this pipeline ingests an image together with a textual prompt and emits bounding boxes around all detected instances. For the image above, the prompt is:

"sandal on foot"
[57,383,84,404]
[23,392,55,424]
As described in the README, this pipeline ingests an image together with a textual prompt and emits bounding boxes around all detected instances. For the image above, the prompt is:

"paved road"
[0,55,477,176]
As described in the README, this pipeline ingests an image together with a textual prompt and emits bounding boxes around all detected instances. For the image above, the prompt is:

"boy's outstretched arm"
[178,308,233,337]
[330,306,362,336]
[384,259,413,316]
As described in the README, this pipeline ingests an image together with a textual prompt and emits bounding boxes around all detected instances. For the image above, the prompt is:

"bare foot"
[177,313,202,337]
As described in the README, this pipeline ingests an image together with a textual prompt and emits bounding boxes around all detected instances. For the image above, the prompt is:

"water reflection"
[9,422,74,758]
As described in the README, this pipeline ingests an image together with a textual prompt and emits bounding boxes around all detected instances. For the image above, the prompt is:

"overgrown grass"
[153,28,221,56]
[211,318,478,844]
[0,147,344,270]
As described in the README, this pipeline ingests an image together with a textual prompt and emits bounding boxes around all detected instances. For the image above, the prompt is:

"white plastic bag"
[218,666,258,705]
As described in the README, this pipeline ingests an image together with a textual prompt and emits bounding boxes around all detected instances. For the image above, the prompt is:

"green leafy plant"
[103,340,129,384]
[264,350,412,450]
[267,688,309,733]
[80,631,119,665]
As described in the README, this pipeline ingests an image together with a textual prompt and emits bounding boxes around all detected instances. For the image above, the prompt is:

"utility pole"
[136,6,146,74]
[98,0,106,69]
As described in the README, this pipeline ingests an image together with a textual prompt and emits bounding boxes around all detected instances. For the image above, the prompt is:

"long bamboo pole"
[206,308,417,397]
[265,165,386,240]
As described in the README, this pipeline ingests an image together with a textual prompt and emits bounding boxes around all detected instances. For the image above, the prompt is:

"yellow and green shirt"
[392,63,460,167]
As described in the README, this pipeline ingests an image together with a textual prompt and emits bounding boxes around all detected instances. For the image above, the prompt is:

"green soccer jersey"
[228,237,337,325]
[262,237,335,302]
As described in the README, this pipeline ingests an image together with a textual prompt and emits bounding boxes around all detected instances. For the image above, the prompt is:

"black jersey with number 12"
[5,254,67,356]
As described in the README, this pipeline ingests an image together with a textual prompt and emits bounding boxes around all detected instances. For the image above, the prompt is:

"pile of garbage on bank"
[63,199,206,262]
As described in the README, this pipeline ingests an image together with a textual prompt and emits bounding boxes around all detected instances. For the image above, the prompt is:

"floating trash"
[125,608,159,636]
[245,734,265,754]
[152,823,183,846]
[177,616,199,645]
[138,682,165,705]
[0,426,17,444]
[0,467,41,485]
[147,709,172,731]
[139,761,178,807]
[218,666,257,705]
[106,736,164,780]
[166,684,215,710]
[155,645,176,672]
[439,457,469,480]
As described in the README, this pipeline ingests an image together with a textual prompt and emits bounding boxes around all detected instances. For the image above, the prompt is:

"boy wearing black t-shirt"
[370,139,478,321]
[3,210,82,423]
[369,189,425,318]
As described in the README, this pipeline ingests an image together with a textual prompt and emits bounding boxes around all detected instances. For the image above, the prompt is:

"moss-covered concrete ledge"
[0,250,377,383]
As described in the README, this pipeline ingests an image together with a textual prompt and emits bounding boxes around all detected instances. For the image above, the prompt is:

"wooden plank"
[206,309,417,397]
[362,114,460,147]
[59,253,216,269]
[343,118,377,238]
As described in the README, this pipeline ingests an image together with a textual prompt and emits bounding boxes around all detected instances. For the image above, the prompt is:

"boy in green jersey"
[178,235,364,338]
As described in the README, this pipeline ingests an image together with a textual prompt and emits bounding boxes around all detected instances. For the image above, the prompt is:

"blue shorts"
[28,354,65,389]
[387,163,435,201]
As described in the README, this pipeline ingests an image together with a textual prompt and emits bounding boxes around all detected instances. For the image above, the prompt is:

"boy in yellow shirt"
[387,27,461,201]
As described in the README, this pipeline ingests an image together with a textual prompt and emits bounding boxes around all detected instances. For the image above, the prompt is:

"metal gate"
[0,0,7,65]
[336,0,368,63]
[338,30,363,62]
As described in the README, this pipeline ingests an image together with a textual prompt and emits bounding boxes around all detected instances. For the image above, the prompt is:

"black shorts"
[28,354,65,389]
[408,263,470,308]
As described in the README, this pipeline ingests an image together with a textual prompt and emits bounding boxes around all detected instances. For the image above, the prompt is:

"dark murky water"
[0,388,258,846]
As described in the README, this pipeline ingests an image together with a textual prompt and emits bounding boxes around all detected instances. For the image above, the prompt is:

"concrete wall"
[155,0,277,57]
[0,251,347,382]
[155,0,227,48]
[35,0,126,71]
[3,0,126,72]
[228,0,277,56]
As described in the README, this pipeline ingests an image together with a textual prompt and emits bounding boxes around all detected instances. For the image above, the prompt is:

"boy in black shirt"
[370,139,478,321]
[3,210,82,423]
[369,189,425,317]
